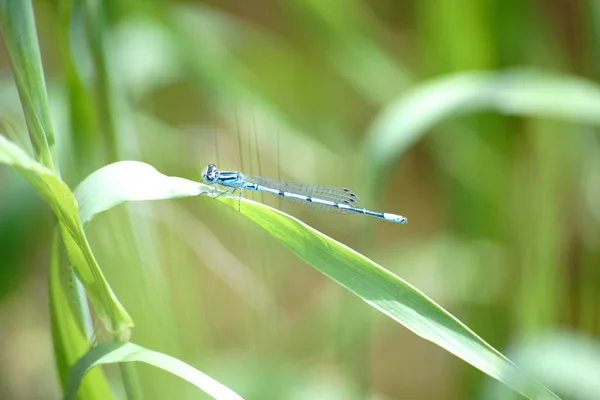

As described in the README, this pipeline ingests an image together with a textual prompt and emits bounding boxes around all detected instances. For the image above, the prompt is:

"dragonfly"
[201,164,407,224]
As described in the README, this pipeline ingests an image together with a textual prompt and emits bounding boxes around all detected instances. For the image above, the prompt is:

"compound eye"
[208,164,219,181]
[202,164,219,183]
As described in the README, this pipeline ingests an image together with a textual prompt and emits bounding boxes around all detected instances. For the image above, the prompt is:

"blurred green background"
[1,0,600,399]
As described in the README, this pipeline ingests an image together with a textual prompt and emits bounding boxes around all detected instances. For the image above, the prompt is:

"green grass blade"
[363,69,600,177]
[165,5,346,155]
[290,0,412,103]
[0,0,55,170]
[0,134,133,336]
[74,161,559,399]
[50,230,113,400]
[81,0,120,162]
[223,198,559,400]
[73,161,203,226]
[64,341,244,400]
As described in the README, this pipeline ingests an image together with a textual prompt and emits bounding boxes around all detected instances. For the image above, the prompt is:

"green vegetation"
[0,1,599,399]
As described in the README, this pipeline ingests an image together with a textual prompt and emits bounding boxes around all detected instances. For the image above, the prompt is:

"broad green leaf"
[64,342,244,400]
[363,69,600,177]
[75,160,559,399]
[0,0,55,169]
[0,135,133,336]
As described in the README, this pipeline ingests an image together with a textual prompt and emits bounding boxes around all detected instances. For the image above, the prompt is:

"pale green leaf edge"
[64,341,244,400]
[74,160,559,399]
[74,160,203,226]
[363,69,600,177]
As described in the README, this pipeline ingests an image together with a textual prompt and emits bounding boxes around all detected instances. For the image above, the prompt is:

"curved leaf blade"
[363,69,600,175]
[75,161,559,399]
[74,161,203,225]
[64,342,244,400]
[0,135,133,336]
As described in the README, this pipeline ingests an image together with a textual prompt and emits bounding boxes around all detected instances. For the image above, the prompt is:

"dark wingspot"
[278,191,284,196]
[307,197,313,202]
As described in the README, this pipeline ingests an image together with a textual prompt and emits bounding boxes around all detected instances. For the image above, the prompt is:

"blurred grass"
[0,0,600,399]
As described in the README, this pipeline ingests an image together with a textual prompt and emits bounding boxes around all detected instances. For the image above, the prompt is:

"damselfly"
[201,164,407,224]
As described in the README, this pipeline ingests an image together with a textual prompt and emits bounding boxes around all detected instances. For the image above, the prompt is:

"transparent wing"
[246,176,360,214]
